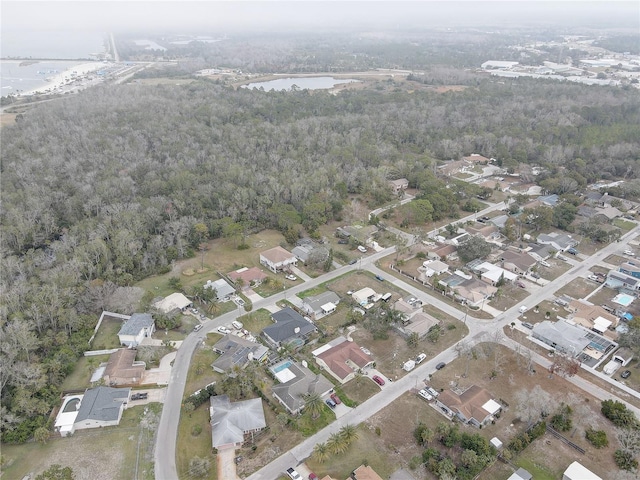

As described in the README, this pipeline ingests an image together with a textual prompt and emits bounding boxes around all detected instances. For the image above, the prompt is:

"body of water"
[242,76,359,91]
[1,30,107,96]
[0,60,90,95]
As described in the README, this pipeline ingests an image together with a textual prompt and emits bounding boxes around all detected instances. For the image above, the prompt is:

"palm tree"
[327,432,348,455]
[303,393,324,419]
[312,442,329,463]
[339,424,359,445]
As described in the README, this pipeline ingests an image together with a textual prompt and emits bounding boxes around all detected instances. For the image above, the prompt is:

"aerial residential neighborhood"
[2,3,640,480]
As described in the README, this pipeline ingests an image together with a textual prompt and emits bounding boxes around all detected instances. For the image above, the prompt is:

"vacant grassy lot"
[614,218,636,232]
[237,308,276,333]
[1,404,160,480]
[555,277,598,300]
[340,374,381,405]
[184,341,223,398]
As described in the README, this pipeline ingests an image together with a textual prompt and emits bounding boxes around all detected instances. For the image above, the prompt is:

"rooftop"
[75,386,130,423]
[117,313,154,337]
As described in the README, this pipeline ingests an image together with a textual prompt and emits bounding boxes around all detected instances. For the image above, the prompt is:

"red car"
[330,393,341,404]
[309,474,318,480]
[372,375,385,386]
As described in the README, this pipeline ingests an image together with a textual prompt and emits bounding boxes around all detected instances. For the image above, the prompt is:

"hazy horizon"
[2,1,639,36]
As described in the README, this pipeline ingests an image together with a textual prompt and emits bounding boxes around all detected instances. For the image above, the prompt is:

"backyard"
[0,404,160,480]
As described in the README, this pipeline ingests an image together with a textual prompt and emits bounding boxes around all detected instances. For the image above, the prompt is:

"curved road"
[156,222,640,479]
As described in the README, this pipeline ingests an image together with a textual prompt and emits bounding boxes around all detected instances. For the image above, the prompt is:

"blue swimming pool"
[271,360,292,374]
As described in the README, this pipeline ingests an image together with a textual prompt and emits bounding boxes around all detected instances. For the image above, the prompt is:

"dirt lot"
[555,277,598,300]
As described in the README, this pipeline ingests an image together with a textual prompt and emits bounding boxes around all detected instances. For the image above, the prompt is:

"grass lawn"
[555,277,596,300]
[91,317,125,350]
[176,403,216,480]
[61,354,110,391]
[306,424,396,480]
[340,375,380,405]
[184,343,222,398]
[237,308,274,333]
[0,404,160,480]
[614,218,636,232]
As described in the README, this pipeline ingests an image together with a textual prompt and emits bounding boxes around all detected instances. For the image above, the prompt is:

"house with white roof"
[302,291,341,318]
[352,287,377,305]
[153,292,192,314]
[563,461,602,480]
[473,262,518,285]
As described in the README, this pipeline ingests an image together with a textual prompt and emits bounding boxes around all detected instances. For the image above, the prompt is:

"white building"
[117,313,155,347]
[563,461,602,480]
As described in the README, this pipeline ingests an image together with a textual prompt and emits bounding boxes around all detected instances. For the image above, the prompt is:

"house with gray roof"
[211,334,269,374]
[489,214,509,229]
[532,319,616,361]
[74,386,130,431]
[302,291,341,318]
[262,307,316,349]
[501,250,537,275]
[210,395,266,449]
[271,361,333,414]
[526,243,554,261]
[204,278,236,301]
[117,313,155,347]
[292,244,329,264]
[537,232,577,252]
[605,270,640,291]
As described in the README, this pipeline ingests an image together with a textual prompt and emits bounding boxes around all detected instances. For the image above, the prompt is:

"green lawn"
[515,457,557,480]
[61,354,110,391]
[613,218,635,232]
[184,343,222,399]
[340,375,380,405]
[176,403,217,480]
[91,317,124,350]
[306,425,395,479]
[237,308,274,333]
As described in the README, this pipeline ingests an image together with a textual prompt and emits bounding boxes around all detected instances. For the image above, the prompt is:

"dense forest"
[1,69,640,442]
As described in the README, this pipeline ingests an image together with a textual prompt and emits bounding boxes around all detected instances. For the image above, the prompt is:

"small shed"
[490,437,503,449]
[402,360,416,372]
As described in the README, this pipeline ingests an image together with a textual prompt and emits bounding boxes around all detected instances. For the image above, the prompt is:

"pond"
[242,76,359,91]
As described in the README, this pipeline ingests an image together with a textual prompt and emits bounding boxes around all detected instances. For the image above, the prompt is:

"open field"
[0,404,160,480]
[555,277,597,300]
[176,403,217,480]
[184,340,223,398]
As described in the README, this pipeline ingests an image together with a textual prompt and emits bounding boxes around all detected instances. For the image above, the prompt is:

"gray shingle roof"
[271,362,333,413]
[264,308,315,344]
[118,313,154,336]
[303,291,341,313]
[211,335,269,373]
[75,386,130,423]
[210,395,266,448]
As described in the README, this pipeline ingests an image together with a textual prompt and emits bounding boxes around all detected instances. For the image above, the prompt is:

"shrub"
[614,449,638,471]
[585,428,608,448]
[601,400,640,429]
[191,424,202,436]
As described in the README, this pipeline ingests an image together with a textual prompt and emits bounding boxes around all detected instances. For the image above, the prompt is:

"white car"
[418,389,433,401]
[234,297,245,307]
[624,250,634,256]
[217,326,231,334]
[286,468,302,480]
[539,260,551,268]
[426,387,439,397]
[232,320,243,330]
[285,274,297,281]
[415,353,427,364]
[357,245,367,253]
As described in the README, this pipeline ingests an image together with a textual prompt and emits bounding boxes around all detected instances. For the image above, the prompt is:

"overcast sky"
[2,1,639,34]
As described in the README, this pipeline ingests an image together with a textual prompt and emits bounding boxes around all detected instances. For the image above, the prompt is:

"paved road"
[155,219,640,480]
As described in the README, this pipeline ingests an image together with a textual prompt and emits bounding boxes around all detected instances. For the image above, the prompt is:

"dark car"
[338,239,349,244]
[330,393,341,405]
[131,392,148,401]
[375,275,385,282]
[522,322,534,330]
[435,362,446,370]
[348,259,358,265]
[372,375,385,386]
[621,370,632,379]
[567,247,578,255]
[325,398,336,408]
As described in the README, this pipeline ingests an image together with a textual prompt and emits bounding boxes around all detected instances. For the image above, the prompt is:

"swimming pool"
[271,360,292,374]
[613,293,634,307]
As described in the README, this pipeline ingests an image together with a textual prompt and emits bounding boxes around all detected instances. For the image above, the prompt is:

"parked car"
[624,250,635,256]
[330,393,341,405]
[308,474,318,480]
[193,324,203,332]
[372,375,385,386]
[516,281,526,288]
[131,393,148,401]
[357,245,367,253]
[522,322,534,330]
[348,258,358,265]
[539,260,551,268]
[375,275,385,282]
[235,456,243,464]
[337,239,349,244]
[325,398,336,408]
[621,370,631,379]
[435,362,446,370]
[235,297,245,307]
[415,353,427,364]
[531,272,540,279]
[286,468,302,480]
[232,320,243,330]
[426,387,439,397]
[418,389,433,401]
[285,274,297,281]
[567,248,578,255]
[588,274,599,281]
[217,326,231,334]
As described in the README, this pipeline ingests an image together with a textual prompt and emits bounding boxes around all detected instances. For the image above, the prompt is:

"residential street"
[155,221,640,480]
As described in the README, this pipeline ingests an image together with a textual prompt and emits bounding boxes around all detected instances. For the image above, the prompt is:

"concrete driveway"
[127,387,166,406]
[217,447,240,480]
[142,351,176,385]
